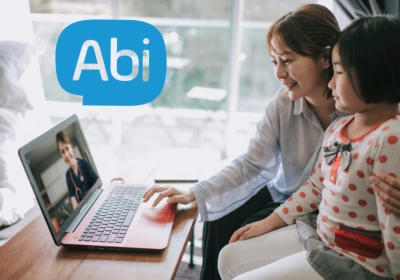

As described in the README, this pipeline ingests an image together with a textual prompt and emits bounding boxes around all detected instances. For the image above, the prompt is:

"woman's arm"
[370,173,400,215]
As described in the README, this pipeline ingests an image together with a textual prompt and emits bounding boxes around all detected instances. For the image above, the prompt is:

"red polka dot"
[330,226,338,232]
[367,188,374,194]
[312,189,319,196]
[367,215,376,222]
[367,139,373,145]
[338,179,342,186]
[356,226,365,230]
[310,203,318,209]
[312,183,317,188]
[297,206,303,213]
[317,222,320,229]
[382,126,389,131]
[333,206,340,213]
[344,168,349,173]
[299,192,306,198]
[385,209,391,215]
[349,211,357,218]
[319,177,324,183]
[357,171,365,178]
[342,195,349,202]
[292,219,296,224]
[348,184,357,191]
[389,173,397,178]
[375,143,380,149]
[330,191,336,197]
[312,169,316,174]
[394,226,400,234]
[321,217,326,223]
[358,200,367,206]
[324,199,328,206]
[283,207,289,214]
[380,223,386,230]
[318,162,322,169]
[387,242,395,250]
[379,155,387,163]
[366,157,374,165]
[354,152,359,159]
[388,136,398,144]
[358,256,366,262]
[288,197,293,201]
[323,232,328,239]
[376,265,384,273]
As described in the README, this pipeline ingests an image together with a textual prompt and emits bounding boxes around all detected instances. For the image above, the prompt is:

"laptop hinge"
[66,189,103,233]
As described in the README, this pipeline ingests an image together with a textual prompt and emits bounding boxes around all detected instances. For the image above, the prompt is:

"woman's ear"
[321,46,331,70]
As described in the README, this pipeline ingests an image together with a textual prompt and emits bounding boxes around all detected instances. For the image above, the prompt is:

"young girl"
[220,15,400,280]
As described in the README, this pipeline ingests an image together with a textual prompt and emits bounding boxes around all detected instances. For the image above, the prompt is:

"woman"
[142,4,400,279]
[56,130,98,209]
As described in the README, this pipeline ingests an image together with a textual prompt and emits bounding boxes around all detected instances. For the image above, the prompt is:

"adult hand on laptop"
[142,185,195,207]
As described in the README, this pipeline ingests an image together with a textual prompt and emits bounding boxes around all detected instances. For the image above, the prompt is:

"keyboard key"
[92,235,101,242]
[123,210,136,227]
[115,238,124,243]
[107,234,117,243]
[100,235,109,242]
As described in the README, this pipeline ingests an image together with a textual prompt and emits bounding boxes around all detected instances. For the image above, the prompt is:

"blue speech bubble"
[56,20,167,106]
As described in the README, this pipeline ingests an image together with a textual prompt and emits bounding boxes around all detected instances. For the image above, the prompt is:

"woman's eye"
[282,59,291,64]
[271,60,277,65]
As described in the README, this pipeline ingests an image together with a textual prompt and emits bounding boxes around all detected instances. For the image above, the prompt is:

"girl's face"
[270,37,330,100]
[328,45,367,113]
[58,142,75,166]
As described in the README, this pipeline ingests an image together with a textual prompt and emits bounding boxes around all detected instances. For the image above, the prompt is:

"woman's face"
[328,46,365,113]
[270,37,330,100]
[58,141,75,166]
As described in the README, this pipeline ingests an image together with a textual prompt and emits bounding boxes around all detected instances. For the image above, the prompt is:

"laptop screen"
[19,115,102,239]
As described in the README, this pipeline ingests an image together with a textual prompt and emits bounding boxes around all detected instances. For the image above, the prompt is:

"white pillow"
[0,41,32,113]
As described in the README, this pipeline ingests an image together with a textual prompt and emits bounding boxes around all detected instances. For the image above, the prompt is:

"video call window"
[26,123,99,231]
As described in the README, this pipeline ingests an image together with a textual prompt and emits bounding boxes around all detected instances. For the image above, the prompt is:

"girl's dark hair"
[331,15,400,104]
[266,4,340,98]
[56,130,72,150]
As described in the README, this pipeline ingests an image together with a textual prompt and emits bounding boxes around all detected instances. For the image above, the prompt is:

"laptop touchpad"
[138,208,170,228]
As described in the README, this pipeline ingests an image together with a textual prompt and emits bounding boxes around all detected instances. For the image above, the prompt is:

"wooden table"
[0,190,198,280]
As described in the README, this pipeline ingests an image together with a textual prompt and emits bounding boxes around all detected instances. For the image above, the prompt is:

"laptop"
[18,114,176,251]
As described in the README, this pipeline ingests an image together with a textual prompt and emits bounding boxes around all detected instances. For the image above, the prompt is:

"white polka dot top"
[276,113,400,279]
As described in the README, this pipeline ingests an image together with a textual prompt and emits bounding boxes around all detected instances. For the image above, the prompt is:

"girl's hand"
[370,173,400,215]
[229,219,270,243]
[229,212,286,243]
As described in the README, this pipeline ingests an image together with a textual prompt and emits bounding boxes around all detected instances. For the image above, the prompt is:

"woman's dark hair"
[331,15,400,104]
[266,4,340,98]
[56,130,72,150]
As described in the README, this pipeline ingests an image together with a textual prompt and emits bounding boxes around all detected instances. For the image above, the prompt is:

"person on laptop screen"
[56,131,98,209]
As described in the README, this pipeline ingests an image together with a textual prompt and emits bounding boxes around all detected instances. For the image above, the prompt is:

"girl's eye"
[282,59,291,64]
[271,60,277,65]
[335,71,343,75]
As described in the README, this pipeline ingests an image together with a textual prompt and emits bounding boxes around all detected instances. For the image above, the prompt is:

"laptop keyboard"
[79,186,146,243]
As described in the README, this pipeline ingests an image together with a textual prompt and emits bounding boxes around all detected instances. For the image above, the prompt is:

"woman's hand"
[142,185,195,207]
[370,173,400,215]
[229,212,287,243]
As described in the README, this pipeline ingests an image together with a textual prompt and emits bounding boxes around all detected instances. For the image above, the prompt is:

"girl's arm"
[230,149,326,243]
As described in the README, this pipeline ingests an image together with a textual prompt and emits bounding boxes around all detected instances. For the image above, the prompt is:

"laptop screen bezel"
[18,114,103,245]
